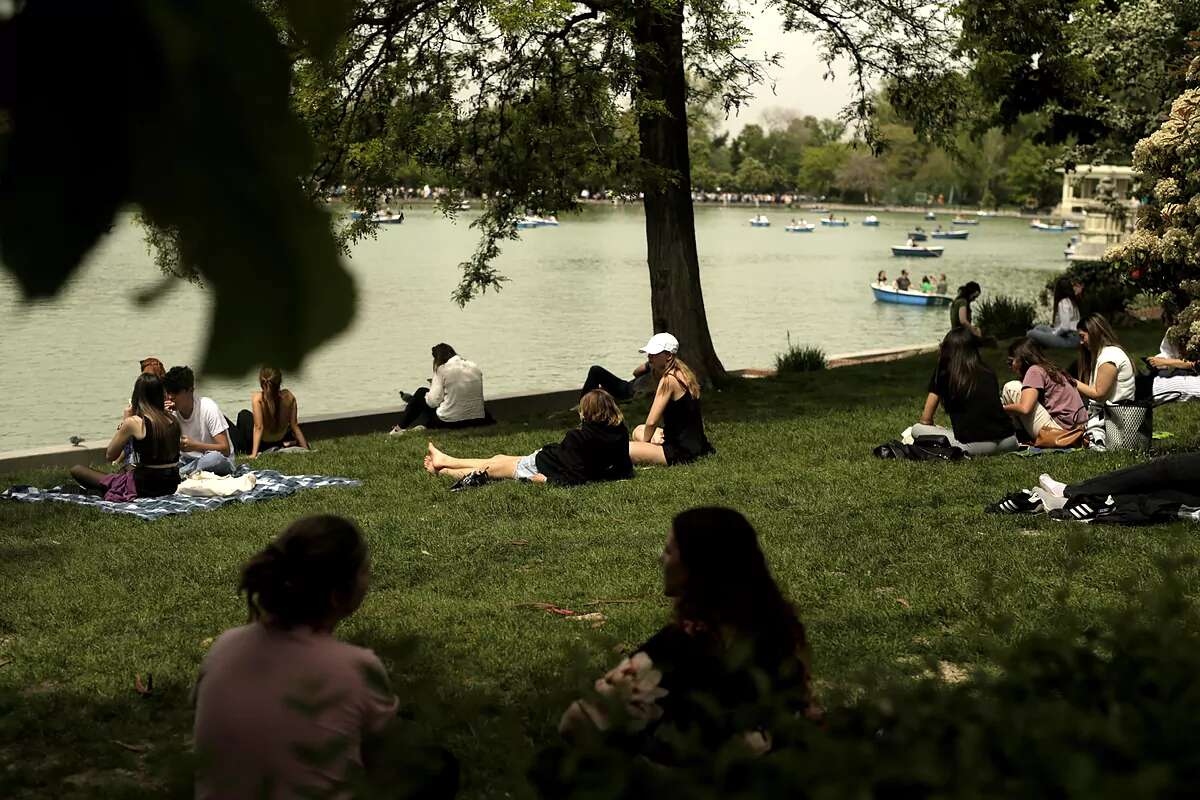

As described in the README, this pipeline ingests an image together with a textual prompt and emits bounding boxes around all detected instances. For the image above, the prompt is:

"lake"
[0,205,1069,451]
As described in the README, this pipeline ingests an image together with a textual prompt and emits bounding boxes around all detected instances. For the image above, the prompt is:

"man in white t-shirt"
[163,366,235,477]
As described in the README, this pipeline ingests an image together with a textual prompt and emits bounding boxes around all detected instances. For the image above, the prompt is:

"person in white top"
[1073,315,1137,449]
[163,366,236,476]
[1148,322,1200,399]
[1027,277,1083,349]
[390,343,490,433]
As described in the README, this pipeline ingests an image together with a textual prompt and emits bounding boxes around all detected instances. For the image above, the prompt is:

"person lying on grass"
[193,515,410,800]
[628,333,715,467]
[555,507,816,765]
[70,373,182,501]
[424,389,634,486]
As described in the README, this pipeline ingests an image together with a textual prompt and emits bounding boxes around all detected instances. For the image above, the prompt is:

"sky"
[716,6,865,135]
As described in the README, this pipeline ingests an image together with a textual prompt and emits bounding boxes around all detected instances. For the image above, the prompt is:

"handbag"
[1033,424,1086,449]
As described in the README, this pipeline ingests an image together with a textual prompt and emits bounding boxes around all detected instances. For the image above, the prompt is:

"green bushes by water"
[775,334,826,372]
[976,295,1036,338]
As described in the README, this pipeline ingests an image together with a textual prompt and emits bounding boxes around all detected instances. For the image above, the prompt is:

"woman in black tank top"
[70,374,182,500]
[628,335,715,467]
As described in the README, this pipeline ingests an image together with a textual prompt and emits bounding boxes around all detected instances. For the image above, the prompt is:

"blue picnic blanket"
[0,467,360,521]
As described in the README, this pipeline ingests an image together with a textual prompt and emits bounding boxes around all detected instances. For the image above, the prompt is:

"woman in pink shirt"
[1001,337,1086,441]
[193,515,398,799]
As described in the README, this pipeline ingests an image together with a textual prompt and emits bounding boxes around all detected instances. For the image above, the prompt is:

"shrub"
[1040,260,1138,319]
[975,294,1036,339]
[774,336,826,373]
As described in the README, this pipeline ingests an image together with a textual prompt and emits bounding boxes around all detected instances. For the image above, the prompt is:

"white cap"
[639,332,679,355]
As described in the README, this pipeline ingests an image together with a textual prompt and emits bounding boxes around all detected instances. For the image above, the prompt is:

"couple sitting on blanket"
[425,333,715,489]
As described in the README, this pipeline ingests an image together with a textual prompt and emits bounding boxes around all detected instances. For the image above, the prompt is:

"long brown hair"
[131,373,179,456]
[659,353,701,399]
[938,327,992,398]
[239,515,368,629]
[671,507,812,706]
[1077,314,1123,381]
[1008,337,1070,386]
[259,366,283,432]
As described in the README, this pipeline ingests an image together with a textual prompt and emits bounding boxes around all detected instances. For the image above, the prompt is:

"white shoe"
[900,426,915,445]
[1033,487,1067,511]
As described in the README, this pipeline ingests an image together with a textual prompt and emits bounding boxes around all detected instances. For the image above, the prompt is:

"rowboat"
[785,223,816,233]
[925,211,937,220]
[820,218,850,227]
[372,212,404,224]
[749,215,770,227]
[1030,221,1067,232]
[871,282,953,305]
[862,216,880,226]
[931,230,969,240]
[951,217,979,225]
[907,230,928,242]
[516,215,559,229]
[891,245,944,258]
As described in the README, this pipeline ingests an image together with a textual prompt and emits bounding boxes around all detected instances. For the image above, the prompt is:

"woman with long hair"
[391,343,490,434]
[1001,337,1086,440]
[1027,276,1083,349]
[949,281,983,336]
[193,516,425,800]
[558,507,814,763]
[1074,314,1135,404]
[70,373,182,499]
[628,333,715,466]
[232,367,310,458]
[424,389,634,488]
[910,327,1019,456]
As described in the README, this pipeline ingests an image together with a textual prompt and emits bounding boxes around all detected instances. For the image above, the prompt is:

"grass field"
[2,324,1198,798]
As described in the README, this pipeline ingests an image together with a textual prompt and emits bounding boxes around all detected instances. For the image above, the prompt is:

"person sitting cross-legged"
[163,365,235,476]
[424,389,633,488]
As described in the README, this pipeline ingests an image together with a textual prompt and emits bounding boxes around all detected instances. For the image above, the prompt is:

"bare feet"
[426,442,449,473]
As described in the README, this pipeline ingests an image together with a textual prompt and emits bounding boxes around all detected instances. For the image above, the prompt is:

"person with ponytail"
[909,327,1019,456]
[557,508,814,763]
[232,367,310,457]
[70,373,181,500]
[628,333,715,466]
[193,516,401,800]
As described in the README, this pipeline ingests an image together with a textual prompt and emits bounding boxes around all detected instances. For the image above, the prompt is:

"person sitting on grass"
[1148,314,1200,400]
[1072,314,1135,449]
[556,507,815,765]
[1001,337,1086,442]
[910,327,1019,456]
[628,333,715,467]
[231,367,310,458]
[193,515,412,800]
[580,351,652,402]
[163,366,236,476]
[70,373,182,500]
[1026,276,1082,350]
[118,356,168,466]
[391,343,489,434]
[423,389,634,488]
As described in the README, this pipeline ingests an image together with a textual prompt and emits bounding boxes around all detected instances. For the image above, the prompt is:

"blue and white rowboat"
[862,216,880,226]
[785,223,816,232]
[891,245,944,258]
[749,216,770,227]
[907,230,928,242]
[931,230,969,240]
[951,217,979,225]
[820,218,850,227]
[871,283,953,305]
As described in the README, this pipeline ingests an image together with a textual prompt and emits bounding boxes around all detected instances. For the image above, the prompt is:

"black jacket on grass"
[535,421,634,486]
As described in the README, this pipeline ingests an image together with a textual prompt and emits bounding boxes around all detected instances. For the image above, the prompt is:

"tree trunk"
[632,1,726,384]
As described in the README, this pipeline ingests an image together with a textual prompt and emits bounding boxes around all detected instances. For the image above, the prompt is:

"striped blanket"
[0,467,360,521]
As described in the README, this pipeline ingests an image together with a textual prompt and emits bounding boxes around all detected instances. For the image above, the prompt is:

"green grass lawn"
[2,324,1198,798]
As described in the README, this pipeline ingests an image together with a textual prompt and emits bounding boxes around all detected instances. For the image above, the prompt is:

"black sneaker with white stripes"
[1048,495,1114,522]
[986,489,1043,515]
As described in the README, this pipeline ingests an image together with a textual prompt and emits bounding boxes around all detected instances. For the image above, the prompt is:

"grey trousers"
[910,423,1019,457]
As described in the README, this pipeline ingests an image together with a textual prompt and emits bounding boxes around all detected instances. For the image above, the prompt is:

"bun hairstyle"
[239,515,368,629]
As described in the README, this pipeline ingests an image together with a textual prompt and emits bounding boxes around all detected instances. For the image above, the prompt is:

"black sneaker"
[450,469,490,492]
[986,489,1043,515]
[1048,495,1113,522]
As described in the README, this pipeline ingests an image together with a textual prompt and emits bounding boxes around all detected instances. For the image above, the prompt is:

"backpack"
[872,434,968,461]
